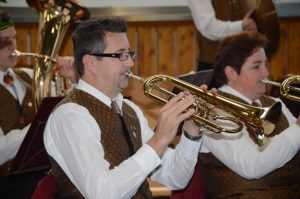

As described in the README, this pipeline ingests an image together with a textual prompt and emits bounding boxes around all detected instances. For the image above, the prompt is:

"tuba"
[127,72,282,146]
[25,0,90,111]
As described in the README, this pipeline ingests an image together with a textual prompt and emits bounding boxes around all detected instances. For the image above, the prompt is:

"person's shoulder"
[14,67,33,77]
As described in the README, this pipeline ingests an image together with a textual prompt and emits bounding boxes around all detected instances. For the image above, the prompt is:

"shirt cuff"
[229,21,243,34]
[132,144,161,174]
[177,134,202,157]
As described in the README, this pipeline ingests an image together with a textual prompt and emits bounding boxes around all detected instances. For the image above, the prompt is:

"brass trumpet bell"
[262,75,300,102]
[127,72,282,146]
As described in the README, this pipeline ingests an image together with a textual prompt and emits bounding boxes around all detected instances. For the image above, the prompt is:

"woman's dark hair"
[212,31,268,87]
[72,17,127,76]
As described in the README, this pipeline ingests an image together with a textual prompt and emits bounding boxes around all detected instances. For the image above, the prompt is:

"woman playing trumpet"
[195,31,300,199]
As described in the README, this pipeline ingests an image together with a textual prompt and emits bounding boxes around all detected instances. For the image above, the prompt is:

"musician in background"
[0,9,77,198]
[187,0,257,71]
[199,31,300,198]
[43,17,212,199]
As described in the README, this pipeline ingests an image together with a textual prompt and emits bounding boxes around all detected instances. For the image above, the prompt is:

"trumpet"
[262,75,300,102]
[12,50,71,98]
[12,50,56,63]
[127,72,282,146]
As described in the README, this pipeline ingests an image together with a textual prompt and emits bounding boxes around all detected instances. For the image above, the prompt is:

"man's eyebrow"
[115,48,131,52]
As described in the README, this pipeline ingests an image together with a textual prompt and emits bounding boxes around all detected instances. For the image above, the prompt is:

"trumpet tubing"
[12,50,56,63]
[262,75,300,102]
[12,49,73,97]
[127,72,282,146]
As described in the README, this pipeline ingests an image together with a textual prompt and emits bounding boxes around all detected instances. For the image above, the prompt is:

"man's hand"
[55,56,78,83]
[147,92,196,156]
[242,9,257,32]
[147,83,218,156]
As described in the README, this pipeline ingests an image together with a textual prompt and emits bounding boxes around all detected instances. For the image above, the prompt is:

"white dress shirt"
[0,68,32,165]
[200,85,300,179]
[44,79,201,199]
[187,0,243,41]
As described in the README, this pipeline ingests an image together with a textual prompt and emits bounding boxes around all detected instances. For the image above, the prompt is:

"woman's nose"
[261,65,270,77]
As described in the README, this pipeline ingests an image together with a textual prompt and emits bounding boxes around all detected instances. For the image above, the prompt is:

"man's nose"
[125,55,135,67]
[7,39,17,50]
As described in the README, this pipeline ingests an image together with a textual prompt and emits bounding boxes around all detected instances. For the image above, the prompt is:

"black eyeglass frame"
[90,50,136,61]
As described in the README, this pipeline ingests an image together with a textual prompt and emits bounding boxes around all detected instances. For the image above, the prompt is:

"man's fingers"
[245,9,255,19]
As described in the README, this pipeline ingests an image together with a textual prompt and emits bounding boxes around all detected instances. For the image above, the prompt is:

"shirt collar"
[76,79,124,109]
[0,68,15,84]
[219,85,261,105]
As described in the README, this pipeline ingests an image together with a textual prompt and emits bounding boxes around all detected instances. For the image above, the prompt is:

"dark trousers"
[0,169,47,199]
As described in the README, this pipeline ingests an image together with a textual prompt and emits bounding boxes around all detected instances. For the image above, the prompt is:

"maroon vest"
[50,89,152,199]
[0,69,35,134]
[200,93,300,199]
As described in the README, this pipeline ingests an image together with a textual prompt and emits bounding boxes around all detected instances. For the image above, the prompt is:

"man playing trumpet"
[0,9,77,198]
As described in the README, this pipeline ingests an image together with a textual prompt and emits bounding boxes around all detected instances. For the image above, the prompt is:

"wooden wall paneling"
[15,23,33,67]
[269,19,289,80]
[177,23,197,76]
[158,25,176,75]
[127,25,138,74]
[288,19,300,75]
[136,23,157,77]
[29,23,38,55]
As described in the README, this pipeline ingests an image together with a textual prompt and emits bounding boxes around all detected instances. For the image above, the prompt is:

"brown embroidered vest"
[200,93,300,199]
[0,69,35,134]
[198,0,246,65]
[49,89,152,199]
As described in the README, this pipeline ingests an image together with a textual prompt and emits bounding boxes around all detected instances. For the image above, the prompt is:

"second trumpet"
[127,72,282,146]
[262,75,300,102]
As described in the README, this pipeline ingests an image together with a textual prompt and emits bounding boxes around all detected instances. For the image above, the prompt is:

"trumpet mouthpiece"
[125,71,132,78]
[126,71,144,83]
[11,50,21,57]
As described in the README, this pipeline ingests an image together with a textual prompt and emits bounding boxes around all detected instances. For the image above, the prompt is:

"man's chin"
[258,90,266,97]
[8,60,17,68]
[2,64,16,70]
[119,81,129,89]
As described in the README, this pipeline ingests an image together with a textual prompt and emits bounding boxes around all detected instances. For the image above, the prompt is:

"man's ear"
[224,66,237,82]
[82,54,96,74]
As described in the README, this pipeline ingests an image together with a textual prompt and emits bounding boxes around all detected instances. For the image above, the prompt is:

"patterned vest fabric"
[0,69,35,134]
[50,89,152,199]
[198,0,246,64]
[199,92,300,199]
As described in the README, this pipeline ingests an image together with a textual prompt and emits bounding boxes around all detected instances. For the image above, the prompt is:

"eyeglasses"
[90,50,136,61]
